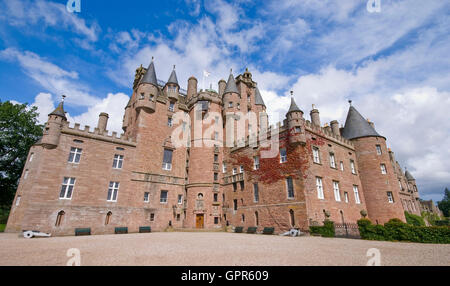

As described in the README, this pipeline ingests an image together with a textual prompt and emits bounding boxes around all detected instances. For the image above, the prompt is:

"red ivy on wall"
[230,127,326,185]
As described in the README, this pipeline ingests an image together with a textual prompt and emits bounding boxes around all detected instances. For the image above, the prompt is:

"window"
[233,199,238,211]
[29,153,34,162]
[380,164,387,174]
[237,103,240,110]
[113,154,124,169]
[240,181,244,191]
[214,154,219,162]
[286,177,294,199]
[162,149,173,170]
[329,153,336,168]
[214,132,219,141]
[353,185,361,204]
[289,209,295,227]
[344,192,349,203]
[233,182,237,192]
[213,193,218,202]
[255,211,259,226]
[178,194,183,204]
[150,213,155,221]
[144,192,150,202]
[241,214,245,222]
[140,93,145,99]
[333,181,341,202]
[24,169,29,179]
[215,116,219,126]
[59,177,75,200]
[68,147,82,163]
[240,165,244,173]
[280,148,287,163]
[105,211,112,225]
[107,182,119,202]
[198,100,209,111]
[313,147,320,164]
[169,102,175,112]
[160,191,168,203]
[214,217,219,224]
[222,163,227,173]
[15,195,21,206]
[55,211,65,227]
[316,177,324,199]
[253,156,260,170]
[232,168,237,175]
[214,173,218,181]
[399,180,403,190]
[376,145,382,155]
[150,94,154,101]
[340,161,344,171]
[228,102,233,108]
[387,192,394,203]
[295,126,301,133]
[253,183,259,202]
[167,117,173,127]
[350,160,356,174]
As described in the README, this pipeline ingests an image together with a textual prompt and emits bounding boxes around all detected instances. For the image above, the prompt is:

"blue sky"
[0,0,449,202]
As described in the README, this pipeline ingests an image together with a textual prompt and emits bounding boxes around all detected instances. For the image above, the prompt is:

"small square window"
[150,213,155,221]
[160,191,168,203]
[144,192,150,202]
[280,148,287,163]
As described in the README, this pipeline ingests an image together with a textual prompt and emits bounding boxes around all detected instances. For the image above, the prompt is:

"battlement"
[304,120,354,148]
[62,121,137,147]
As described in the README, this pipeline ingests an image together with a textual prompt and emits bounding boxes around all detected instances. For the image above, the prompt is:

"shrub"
[405,211,425,226]
[309,220,335,237]
[357,218,450,244]
[434,220,449,226]
[0,207,10,224]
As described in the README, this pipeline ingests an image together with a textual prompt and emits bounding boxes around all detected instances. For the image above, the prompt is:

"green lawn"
[0,224,5,232]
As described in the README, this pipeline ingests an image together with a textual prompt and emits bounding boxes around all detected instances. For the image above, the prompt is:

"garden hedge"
[309,220,335,237]
[357,218,450,244]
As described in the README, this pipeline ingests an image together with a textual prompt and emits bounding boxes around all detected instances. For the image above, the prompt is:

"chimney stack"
[187,76,198,100]
[97,112,109,133]
[330,120,340,136]
[310,105,321,126]
[218,79,226,97]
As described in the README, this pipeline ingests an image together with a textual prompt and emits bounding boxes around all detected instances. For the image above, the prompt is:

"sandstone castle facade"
[6,60,429,235]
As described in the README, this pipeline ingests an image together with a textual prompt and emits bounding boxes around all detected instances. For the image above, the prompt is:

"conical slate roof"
[341,106,382,140]
[224,72,239,95]
[287,97,302,114]
[49,101,67,120]
[254,87,266,107]
[405,170,415,181]
[167,68,179,86]
[141,60,158,86]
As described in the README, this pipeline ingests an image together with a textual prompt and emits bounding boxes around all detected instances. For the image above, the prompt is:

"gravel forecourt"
[0,232,448,266]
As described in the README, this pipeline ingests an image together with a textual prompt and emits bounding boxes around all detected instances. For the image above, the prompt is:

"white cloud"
[0,0,100,44]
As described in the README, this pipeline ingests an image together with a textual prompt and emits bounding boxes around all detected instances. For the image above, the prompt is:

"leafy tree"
[0,101,43,212]
[437,188,450,217]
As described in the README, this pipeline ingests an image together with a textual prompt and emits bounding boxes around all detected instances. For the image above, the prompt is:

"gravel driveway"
[0,232,448,266]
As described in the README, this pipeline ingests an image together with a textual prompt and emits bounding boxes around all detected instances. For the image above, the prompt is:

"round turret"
[286,93,306,145]
[41,99,67,149]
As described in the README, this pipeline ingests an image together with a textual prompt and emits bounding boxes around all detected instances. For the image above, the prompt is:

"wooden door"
[196,214,204,229]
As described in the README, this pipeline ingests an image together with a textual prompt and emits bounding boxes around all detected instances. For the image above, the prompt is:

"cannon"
[280,228,302,237]
[23,230,52,239]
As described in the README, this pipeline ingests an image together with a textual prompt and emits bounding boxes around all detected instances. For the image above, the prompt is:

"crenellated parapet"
[62,121,136,147]
[304,120,354,148]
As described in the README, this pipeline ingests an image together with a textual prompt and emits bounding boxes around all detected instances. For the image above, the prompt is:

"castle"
[5,59,431,235]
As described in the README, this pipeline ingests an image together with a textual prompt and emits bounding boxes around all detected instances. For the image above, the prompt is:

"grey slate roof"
[167,68,179,86]
[254,87,266,107]
[287,97,302,114]
[49,101,67,119]
[341,106,382,140]
[224,73,239,95]
[405,170,415,181]
[141,60,158,86]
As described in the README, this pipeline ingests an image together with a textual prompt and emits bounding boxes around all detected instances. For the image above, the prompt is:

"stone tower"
[41,98,67,149]
[342,104,406,224]
[285,93,306,146]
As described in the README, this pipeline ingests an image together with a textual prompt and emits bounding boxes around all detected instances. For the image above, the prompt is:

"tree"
[0,101,43,210]
[437,188,450,217]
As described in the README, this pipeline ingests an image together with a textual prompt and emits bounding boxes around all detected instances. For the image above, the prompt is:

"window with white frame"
[253,183,259,202]
[59,177,76,200]
[380,164,387,174]
[15,195,21,206]
[178,194,183,204]
[169,102,175,112]
[253,156,260,170]
[286,177,294,199]
[222,163,227,173]
[29,153,34,162]
[167,117,173,127]
[160,190,168,203]
[329,153,336,168]
[107,182,119,202]
[280,148,287,163]
[228,102,233,108]
[24,169,29,179]
[340,161,344,171]
[240,165,244,173]
[376,145,382,155]
[144,192,150,202]
[113,154,124,169]
[232,168,237,175]
[350,160,356,174]
[353,185,361,204]
[68,147,82,163]
[333,181,341,202]
[313,147,320,164]
[162,149,173,170]
[316,177,324,199]
[344,192,349,203]
[387,192,394,203]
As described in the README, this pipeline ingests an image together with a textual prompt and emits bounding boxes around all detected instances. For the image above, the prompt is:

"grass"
[0,224,5,232]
